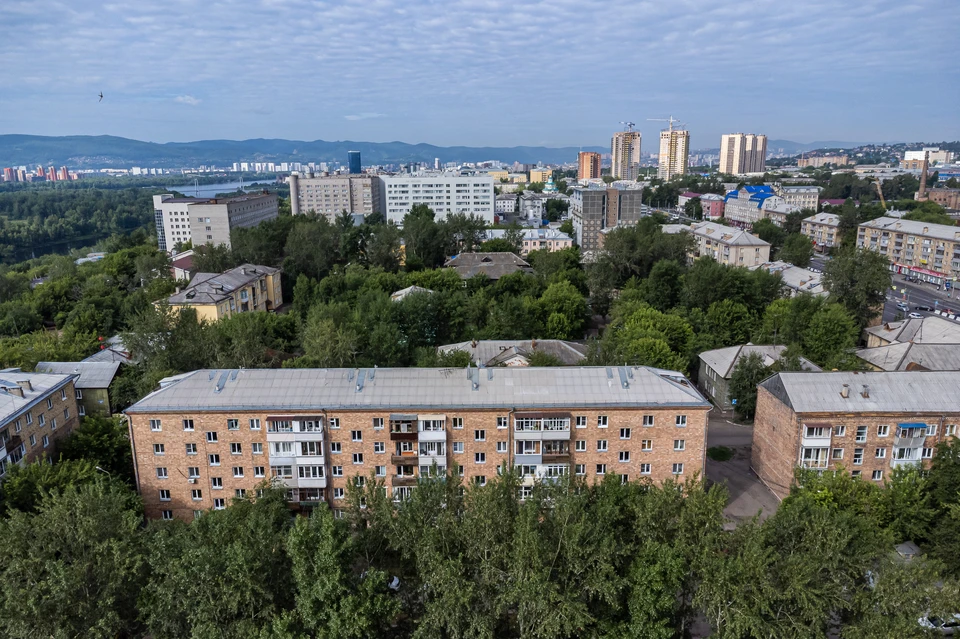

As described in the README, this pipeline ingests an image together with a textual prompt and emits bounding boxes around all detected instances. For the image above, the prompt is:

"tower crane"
[871,177,887,211]
[647,116,684,131]
[619,121,636,132]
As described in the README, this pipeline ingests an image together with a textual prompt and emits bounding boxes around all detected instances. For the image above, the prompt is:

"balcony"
[800,423,832,448]
[513,412,572,441]
[296,476,327,489]
[392,475,417,487]
[418,417,447,442]
[391,452,418,465]
[891,447,922,468]
[390,416,418,441]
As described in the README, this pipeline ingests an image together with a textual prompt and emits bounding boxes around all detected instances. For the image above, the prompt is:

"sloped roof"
[0,369,76,426]
[439,340,588,366]
[35,361,121,389]
[699,344,820,379]
[689,221,771,247]
[855,343,960,372]
[864,317,960,345]
[166,264,280,306]
[390,286,434,302]
[125,366,710,414]
[444,252,531,280]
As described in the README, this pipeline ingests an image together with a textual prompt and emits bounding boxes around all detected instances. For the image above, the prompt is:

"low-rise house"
[444,253,532,280]
[698,344,820,410]
[82,335,134,365]
[753,371,960,499]
[700,193,725,220]
[750,261,826,297]
[438,339,588,367]
[863,316,960,348]
[485,229,573,256]
[687,221,771,267]
[495,194,517,214]
[856,342,960,372]
[801,213,841,250]
[163,264,283,321]
[170,250,196,281]
[35,361,122,417]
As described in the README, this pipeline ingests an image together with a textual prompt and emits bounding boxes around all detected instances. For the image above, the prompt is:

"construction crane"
[647,116,684,131]
[871,177,887,210]
[619,121,636,132]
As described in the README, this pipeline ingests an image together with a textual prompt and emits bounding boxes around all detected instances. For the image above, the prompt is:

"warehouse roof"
[35,361,121,389]
[760,371,960,413]
[125,366,709,414]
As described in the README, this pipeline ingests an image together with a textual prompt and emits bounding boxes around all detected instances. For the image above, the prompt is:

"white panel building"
[381,175,495,225]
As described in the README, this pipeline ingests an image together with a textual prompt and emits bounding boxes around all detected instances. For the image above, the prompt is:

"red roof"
[171,254,194,269]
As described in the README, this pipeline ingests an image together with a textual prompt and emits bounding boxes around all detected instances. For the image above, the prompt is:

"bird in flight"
[98,92,104,102]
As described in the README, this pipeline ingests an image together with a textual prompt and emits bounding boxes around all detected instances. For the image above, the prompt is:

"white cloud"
[344,113,385,121]
[174,95,201,106]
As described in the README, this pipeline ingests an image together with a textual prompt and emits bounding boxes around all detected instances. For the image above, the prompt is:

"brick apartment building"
[753,371,960,499]
[0,369,81,480]
[125,366,710,520]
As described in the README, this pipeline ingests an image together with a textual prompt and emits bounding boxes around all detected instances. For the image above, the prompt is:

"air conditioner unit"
[188,478,197,484]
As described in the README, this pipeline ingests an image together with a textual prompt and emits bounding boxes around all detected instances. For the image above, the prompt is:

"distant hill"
[0,134,609,169]
[767,139,865,154]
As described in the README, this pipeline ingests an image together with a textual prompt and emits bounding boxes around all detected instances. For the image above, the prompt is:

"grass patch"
[707,446,734,462]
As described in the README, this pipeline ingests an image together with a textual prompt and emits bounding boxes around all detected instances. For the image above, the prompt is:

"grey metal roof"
[855,343,960,372]
[689,221,771,247]
[864,317,960,345]
[35,361,121,389]
[125,366,709,414]
[699,344,819,379]
[444,253,532,280]
[0,368,75,426]
[760,371,960,414]
[439,340,588,367]
[166,263,280,306]
[859,216,960,243]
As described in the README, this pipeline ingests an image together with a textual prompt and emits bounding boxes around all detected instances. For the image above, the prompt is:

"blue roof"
[744,185,773,194]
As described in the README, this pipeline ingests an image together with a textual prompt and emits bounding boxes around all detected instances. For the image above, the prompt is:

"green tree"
[751,218,786,250]
[780,233,814,267]
[0,458,99,514]
[823,247,892,327]
[728,352,768,420]
[802,303,859,368]
[705,299,755,348]
[191,242,237,272]
[539,280,587,339]
[299,310,358,367]
[56,415,135,485]
[683,197,703,220]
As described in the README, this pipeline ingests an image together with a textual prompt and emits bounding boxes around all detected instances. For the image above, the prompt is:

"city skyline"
[1,0,958,148]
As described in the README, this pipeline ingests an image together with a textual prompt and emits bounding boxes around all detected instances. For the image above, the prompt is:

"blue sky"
[1,0,958,149]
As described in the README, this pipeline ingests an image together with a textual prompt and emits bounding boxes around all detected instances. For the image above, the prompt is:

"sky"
[1,0,958,149]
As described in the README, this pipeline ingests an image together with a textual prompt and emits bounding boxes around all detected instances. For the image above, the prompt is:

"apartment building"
[286,173,385,218]
[684,221,771,267]
[797,155,849,168]
[657,129,689,180]
[723,186,797,229]
[153,192,278,252]
[164,264,283,321]
[753,371,960,499]
[719,133,767,174]
[381,175,495,225]
[35,361,120,417]
[700,193,725,220]
[570,185,644,251]
[857,216,960,285]
[0,369,80,480]
[124,366,710,520]
[529,169,552,183]
[611,131,642,181]
[578,152,601,180]
[750,261,825,297]
[801,212,841,250]
[774,184,821,211]
[484,229,573,256]
[495,194,517,214]
[904,148,955,166]
[699,345,819,410]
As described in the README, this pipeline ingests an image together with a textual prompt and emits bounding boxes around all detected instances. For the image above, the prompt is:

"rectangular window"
[230,443,242,455]
[597,415,608,428]
[643,415,654,427]
[373,417,384,430]
[187,466,200,478]
[376,465,386,477]
[596,464,606,475]
[233,467,244,478]
[227,419,239,430]
[922,447,933,459]
[206,432,218,443]
[575,440,586,452]
[641,440,652,452]
[191,489,202,501]
[619,451,630,463]
[208,454,220,466]
[333,488,345,500]
[330,442,342,454]
[597,440,607,452]
[332,466,343,477]
[270,466,293,479]
[497,416,508,429]
[672,463,684,475]
[46,398,53,409]
[475,429,485,442]
[926,424,938,436]
[877,425,889,437]
[156,467,168,479]
[620,474,629,485]
[872,470,884,481]
[620,427,631,440]
[329,418,340,429]
[475,452,486,464]
[453,442,464,453]
[153,443,165,455]
[875,448,886,459]
[63,408,69,420]
[576,416,587,428]
[25,414,32,425]
[640,463,651,475]
[183,419,194,431]
[834,425,845,437]
[496,441,507,453]
[351,430,362,442]
[150,419,162,432]
[161,510,173,521]
[353,453,363,464]
[453,417,463,429]
[851,470,861,478]
[675,415,687,428]
[214,499,225,510]
[575,464,586,476]
[41,435,49,448]
[674,439,685,451]
[75,389,83,400]
[855,426,867,443]
[235,489,246,499]
[249,419,261,430]
[159,489,171,501]
[212,477,223,490]
[29,434,36,446]
[853,448,864,465]
[254,466,265,477]
[474,476,487,486]
[946,424,957,437]
[252,443,262,454]
[805,426,829,438]
[832,448,844,460]
[371,441,384,454]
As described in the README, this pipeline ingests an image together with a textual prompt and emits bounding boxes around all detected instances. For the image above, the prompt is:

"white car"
[919,614,960,635]
[909,312,924,319]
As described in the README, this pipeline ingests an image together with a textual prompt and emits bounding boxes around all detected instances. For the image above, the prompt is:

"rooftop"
[444,252,531,280]
[856,342,960,372]
[485,229,572,242]
[859,216,960,242]
[35,361,121,389]
[803,213,841,226]
[864,316,960,345]
[699,344,820,379]
[390,285,434,302]
[0,368,76,427]
[125,366,710,414]
[166,264,280,306]
[760,370,960,414]
[439,340,588,367]
[750,261,825,296]
[688,221,771,247]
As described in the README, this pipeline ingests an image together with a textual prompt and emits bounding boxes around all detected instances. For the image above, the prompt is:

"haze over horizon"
[2,0,958,150]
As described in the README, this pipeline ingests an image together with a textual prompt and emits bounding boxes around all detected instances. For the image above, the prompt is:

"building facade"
[495,194,517,214]
[611,131,642,181]
[286,173,385,218]
[124,366,710,520]
[0,370,81,480]
[857,216,960,285]
[753,371,960,499]
[684,221,771,267]
[719,133,767,175]
[153,193,279,252]
[904,148,954,165]
[381,175,495,225]
[578,152,601,180]
[484,229,573,256]
[801,212,841,250]
[164,264,283,322]
[774,184,821,210]
[35,362,120,417]
[797,155,849,168]
[570,186,644,251]
[699,345,819,410]
[657,129,689,180]
[529,169,552,184]
[723,186,794,228]
[700,193,725,220]
[348,151,361,174]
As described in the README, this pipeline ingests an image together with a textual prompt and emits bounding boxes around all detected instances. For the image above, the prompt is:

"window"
[230,443,242,455]
[597,440,608,452]
[834,425,846,437]
[596,464,606,475]
[150,419,162,432]
[575,464,586,476]
[851,470,862,478]
[453,417,463,429]
[376,465,386,477]
[672,463,684,475]
[78,404,85,417]
[675,415,687,428]
[643,415,654,427]
[153,443,165,455]
[832,448,844,460]
[474,476,487,486]
[620,474,629,485]
[641,440,652,452]
[25,413,32,425]
[159,489,171,501]
[46,398,53,409]
[475,429,486,442]
[183,419,194,431]
[206,431,218,443]
[271,465,293,479]
[597,415,608,428]
[922,447,933,459]
[619,451,630,463]
[620,427,631,440]
[497,416,508,429]
[227,419,239,430]
[252,443,262,454]
[233,467,244,478]
[254,466,265,477]
[161,510,174,521]
[875,448,886,459]
[249,419,261,430]
[574,439,586,452]
[576,416,587,428]
[330,442,342,454]
[855,426,867,443]
[373,417,384,430]
[451,442,463,454]
[805,426,828,438]
[235,489,246,499]
[369,441,383,455]
[209,454,220,466]
[41,435,49,448]
[872,470,884,481]
[332,466,343,477]
[29,434,36,446]
[187,466,200,478]
[946,424,957,437]
[214,499,226,510]
[63,408,69,420]
[674,439,685,451]
[191,489,203,501]
[640,463,651,475]
[853,448,863,465]
[353,453,363,465]
[333,488,345,500]
[156,467,168,479]
[877,425,889,437]
[351,430,362,442]
[475,452,486,464]
[75,389,83,400]
[926,424,938,436]
[496,441,507,453]
[14,419,21,432]
[211,477,223,489]
[329,417,340,429]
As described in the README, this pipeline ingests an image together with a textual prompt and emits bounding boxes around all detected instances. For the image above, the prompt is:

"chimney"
[918,152,929,199]
[175,287,181,294]
[5,386,24,398]
[17,380,32,392]
[861,384,869,398]
[840,384,850,398]
[241,267,247,276]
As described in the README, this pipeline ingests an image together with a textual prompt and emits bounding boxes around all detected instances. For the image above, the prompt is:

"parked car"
[909,312,924,319]
[919,613,960,635]
[897,302,910,311]
[915,305,933,312]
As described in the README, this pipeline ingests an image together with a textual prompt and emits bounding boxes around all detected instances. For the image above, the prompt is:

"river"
[162,179,284,197]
